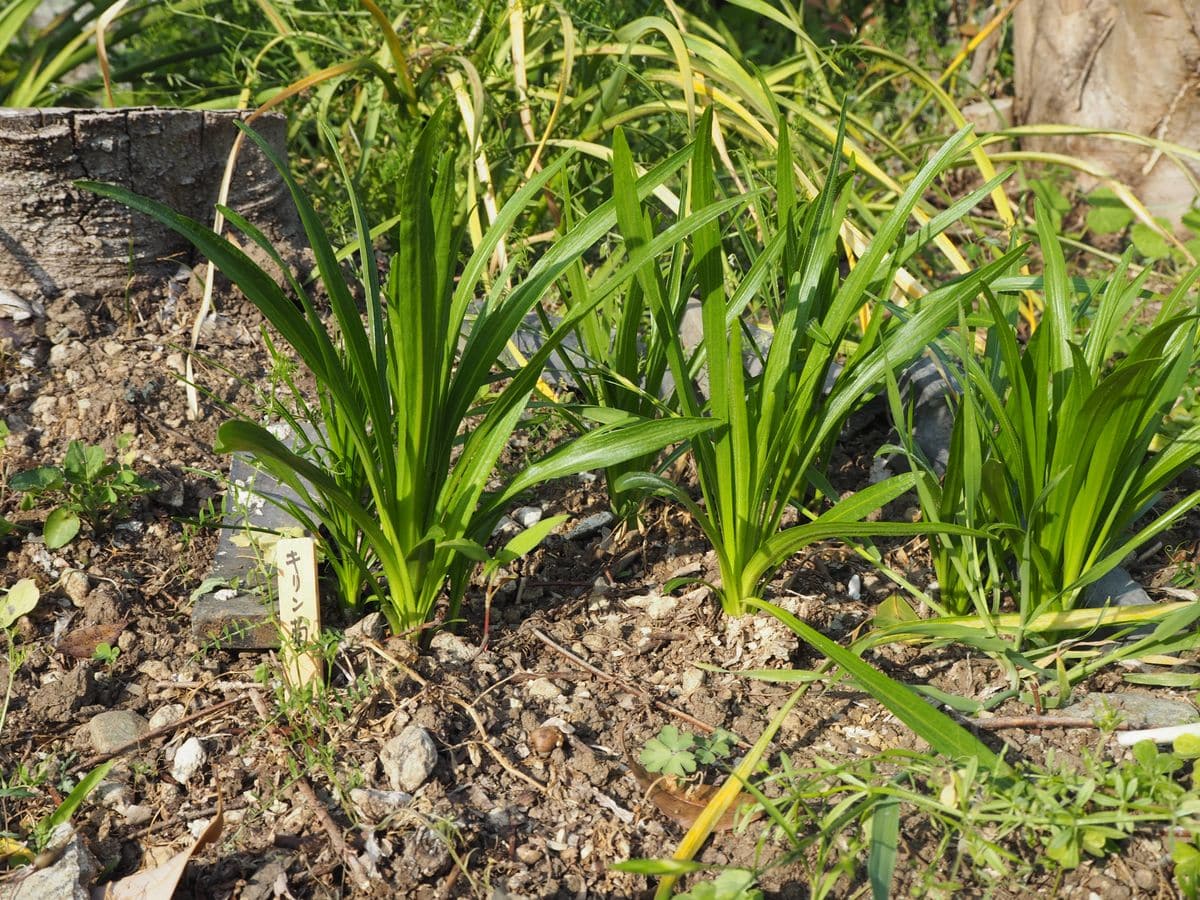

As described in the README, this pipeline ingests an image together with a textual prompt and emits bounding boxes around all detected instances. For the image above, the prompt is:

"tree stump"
[1013,1,1200,226]
[0,107,304,306]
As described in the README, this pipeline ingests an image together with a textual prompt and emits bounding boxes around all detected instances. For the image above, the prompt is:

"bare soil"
[1,277,1198,898]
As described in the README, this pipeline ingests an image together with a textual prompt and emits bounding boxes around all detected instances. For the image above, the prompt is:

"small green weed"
[10,436,156,549]
[748,738,1200,895]
[0,578,39,739]
[178,494,221,550]
[639,725,738,780]
[0,758,115,867]
[675,868,762,900]
[247,626,379,812]
[91,643,120,667]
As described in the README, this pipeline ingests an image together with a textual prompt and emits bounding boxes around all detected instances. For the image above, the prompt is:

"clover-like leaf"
[694,728,737,766]
[1131,221,1172,260]
[639,725,697,778]
[1173,840,1200,898]
[64,440,107,482]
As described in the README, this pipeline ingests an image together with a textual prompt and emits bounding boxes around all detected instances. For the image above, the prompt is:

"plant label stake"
[275,537,321,692]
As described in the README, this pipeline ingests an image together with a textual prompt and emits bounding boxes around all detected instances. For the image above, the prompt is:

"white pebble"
[149,704,185,730]
[171,737,206,783]
[381,725,438,792]
[848,574,862,601]
[513,506,543,528]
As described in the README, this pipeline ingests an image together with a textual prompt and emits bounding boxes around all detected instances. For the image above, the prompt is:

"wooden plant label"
[275,536,322,692]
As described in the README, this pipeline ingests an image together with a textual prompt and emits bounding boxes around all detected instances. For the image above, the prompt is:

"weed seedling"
[10,436,156,548]
[675,868,762,900]
[0,579,39,739]
[92,643,120,667]
[639,725,738,781]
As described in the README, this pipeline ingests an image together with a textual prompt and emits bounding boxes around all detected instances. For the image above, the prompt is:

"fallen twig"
[152,679,266,690]
[530,627,749,748]
[361,639,549,794]
[445,694,549,795]
[70,694,251,774]
[126,801,251,842]
[296,775,374,893]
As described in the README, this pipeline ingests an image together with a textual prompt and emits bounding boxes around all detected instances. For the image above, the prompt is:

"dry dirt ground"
[1,279,1199,898]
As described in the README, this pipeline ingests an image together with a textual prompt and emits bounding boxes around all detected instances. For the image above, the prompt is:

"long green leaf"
[487,417,718,512]
[869,795,900,900]
[747,597,1001,767]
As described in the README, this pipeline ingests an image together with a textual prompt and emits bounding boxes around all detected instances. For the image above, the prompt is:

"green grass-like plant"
[897,204,1200,635]
[617,109,1017,616]
[82,108,721,636]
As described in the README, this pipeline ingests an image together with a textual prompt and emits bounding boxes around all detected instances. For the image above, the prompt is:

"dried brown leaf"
[57,620,127,660]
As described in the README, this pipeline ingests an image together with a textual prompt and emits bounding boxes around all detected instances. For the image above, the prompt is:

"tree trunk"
[0,107,304,306]
[1013,0,1200,226]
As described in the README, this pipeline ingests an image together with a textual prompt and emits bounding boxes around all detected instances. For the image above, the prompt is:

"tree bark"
[0,107,304,305]
[1013,0,1200,225]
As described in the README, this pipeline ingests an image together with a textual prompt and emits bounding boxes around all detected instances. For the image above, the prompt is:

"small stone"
[61,570,90,608]
[12,834,96,900]
[29,394,58,422]
[847,573,862,601]
[524,678,562,701]
[528,726,564,756]
[1083,567,1152,609]
[627,593,677,618]
[32,666,96,724]
[88,710,150,755]
[95,780,129,810]
[187,817,214,839]
[0,288,39,321]
[161,482,185,509]
[903,357,960,476]
[171,737,206,783]
[48,343,81,367]
[344,612,387,644]
[491,515,519,538]
[381,725,438,792]
[645,595,676,619]
[513,506,543,528]
[137,660,172,682]
[101,340,123,357]
[680,668,704,696]
[429,631,476,666]
[515,843,542,864]
[564,512,614,541]
[121,804,153,826]
[668,561,702,580]
[350,787,413,822]
[402,826,452,877]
